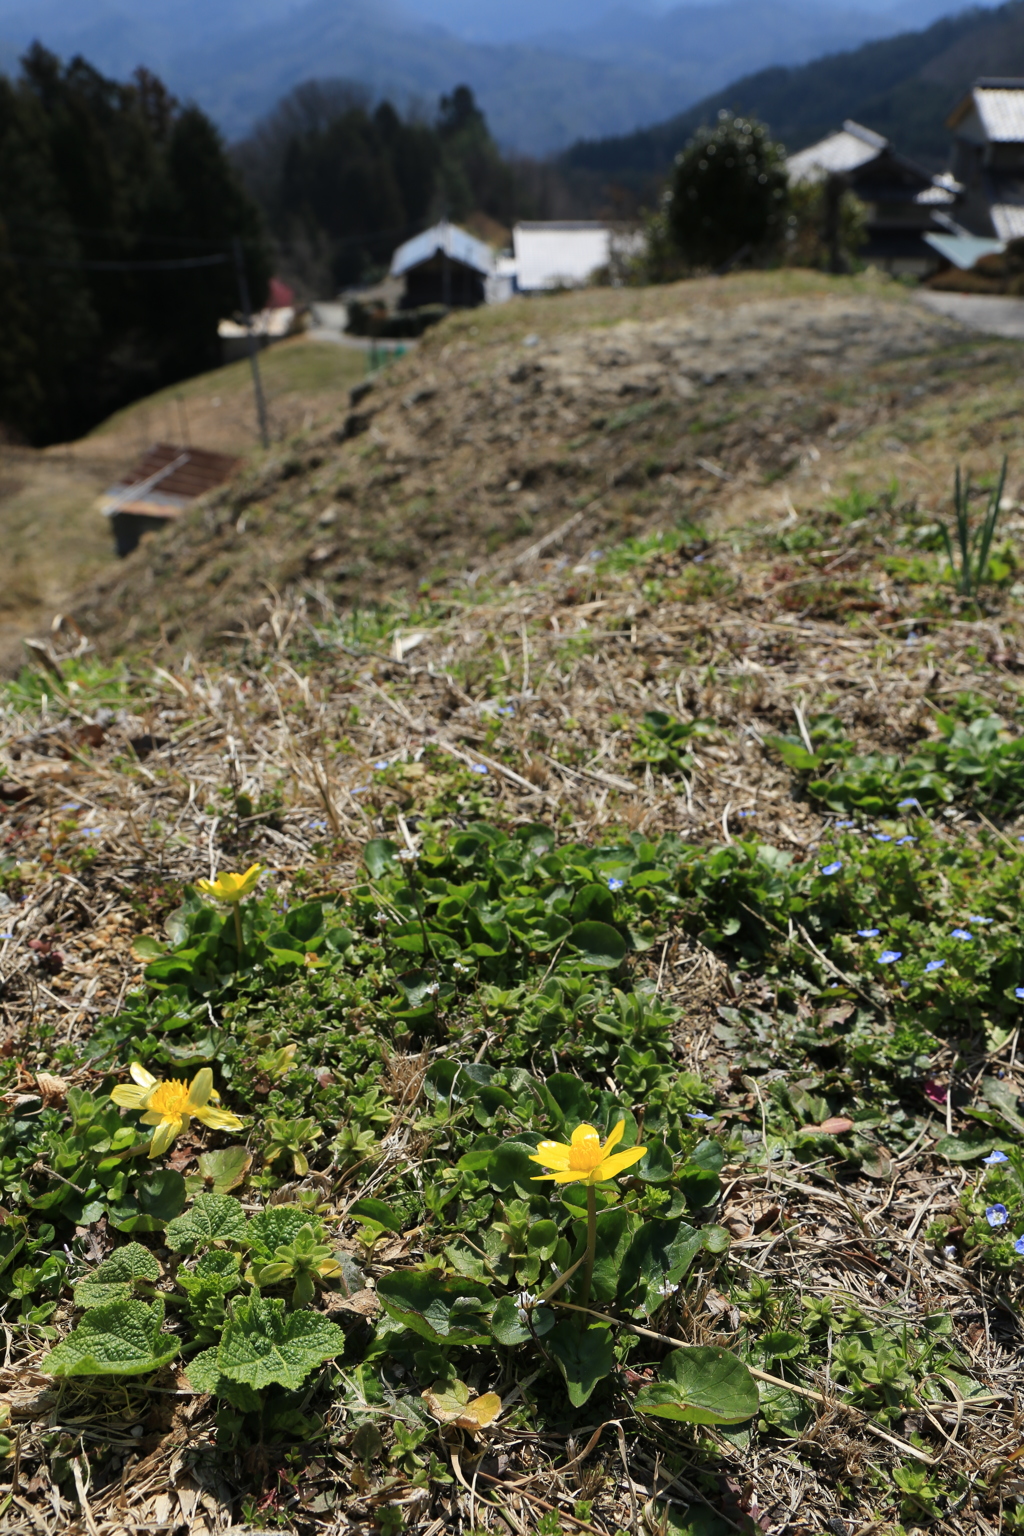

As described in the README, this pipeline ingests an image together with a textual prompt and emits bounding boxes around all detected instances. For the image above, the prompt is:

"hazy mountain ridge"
[559,0,1021,189]
[0,0,1003,152]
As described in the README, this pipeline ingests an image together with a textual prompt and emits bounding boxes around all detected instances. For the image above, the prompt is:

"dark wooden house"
[390,221,494,310]
[786,119,962,275]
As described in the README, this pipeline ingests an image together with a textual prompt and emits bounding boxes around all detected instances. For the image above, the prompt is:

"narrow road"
[915,289,1024,340]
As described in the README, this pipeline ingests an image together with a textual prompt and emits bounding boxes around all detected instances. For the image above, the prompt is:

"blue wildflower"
[896,837,916,845]
[986,1204,1009,1228]
[607,878,625,891]
[1016,987,1024,1000]
[898,798,920,809]
[925,960,946,973]
[835,820,855,829]
[352,784,370,794]
[878,950,902,964]
[857,928,880,938]
[984,1151,1010,1165]
[497,705,515,716]
[687,1111,713,1121]
[873,833,892,842]
[820,861,842,876]
[951,928,973,941]
[0,933,13,939]
[1016,1236,1024,1256]
[469,763,489,775]
[969,916,993,924]
[374,760,390,770]
[737,809,755,818]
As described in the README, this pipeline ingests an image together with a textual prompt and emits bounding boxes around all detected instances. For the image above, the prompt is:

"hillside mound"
[71,271,978,657]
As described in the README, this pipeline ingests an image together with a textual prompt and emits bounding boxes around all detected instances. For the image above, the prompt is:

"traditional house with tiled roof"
[786,119,961,274]
[948,79,1024,241]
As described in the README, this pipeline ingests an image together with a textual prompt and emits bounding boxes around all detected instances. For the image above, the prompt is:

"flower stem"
[233,903,243,959]
[576,1183,598,1322]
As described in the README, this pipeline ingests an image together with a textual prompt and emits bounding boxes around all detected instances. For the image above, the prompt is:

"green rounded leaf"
[491,1294,556,1346]
[376,1272,493,1344]
[568,921,627,971]
[348,1198,402,1234]
[547,1320,616,1406]
[634,1346,758,1425]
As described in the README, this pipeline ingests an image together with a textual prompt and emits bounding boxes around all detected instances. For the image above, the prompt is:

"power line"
[0,250,230,271]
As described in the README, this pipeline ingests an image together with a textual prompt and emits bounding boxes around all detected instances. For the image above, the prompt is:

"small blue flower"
[1016,987,1024,1000]
[687,1111,713,1121]
[80,828,102,837]
[820,861,843,876]
[969,916,993,924]
[984,1151,1010,1165]
[878,950,902,964]
[469,763,489,775]
[737,809,755,818]
[607,878,625,891]
[352,784,370,794]
[874,833,892,843]
[896,836,916,845]
[497,705,515,716]
[951,928,973,941]
[897,797,920,809]
[835,820,855,829]
[1016,1235,1024,1256]
[307,820,327,832]
[374,760,390,770]
[925,959,946,973]
[857,928,880,937]
[0,932,13,939]
[986,1204,1009,1228]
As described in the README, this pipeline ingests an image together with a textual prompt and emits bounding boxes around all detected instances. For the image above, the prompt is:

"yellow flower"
[529,1121,646,1186]
[110,1063,244,1158]
[195,864,263,904]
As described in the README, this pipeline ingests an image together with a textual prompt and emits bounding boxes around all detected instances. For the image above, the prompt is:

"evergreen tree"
[666,111,788,270]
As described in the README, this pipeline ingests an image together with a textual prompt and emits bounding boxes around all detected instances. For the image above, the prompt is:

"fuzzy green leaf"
[247,1205,322,1259]
[216,1295,346,1391]
[185,1345,262,1412]
[42,1299,178,1379]
[568,921,627,971]
[165,1192,248,1252]
[73,1242,160,1310]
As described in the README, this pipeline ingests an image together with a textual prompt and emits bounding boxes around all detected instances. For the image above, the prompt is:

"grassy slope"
[0,337,368,673]
[4,271,1024,1532]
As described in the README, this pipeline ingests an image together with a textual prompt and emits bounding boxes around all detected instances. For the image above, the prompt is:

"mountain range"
[0,0,1003,152]
[560,0,1024,191]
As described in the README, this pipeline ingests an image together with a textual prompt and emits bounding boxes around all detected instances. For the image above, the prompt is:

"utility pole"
[233,237,270,449]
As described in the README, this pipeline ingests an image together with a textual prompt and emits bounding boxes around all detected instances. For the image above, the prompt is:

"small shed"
[786,119,962,275]
[390,221,494,310]
[100,443,240,557]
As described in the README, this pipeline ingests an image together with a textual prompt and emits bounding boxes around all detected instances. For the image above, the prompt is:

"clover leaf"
[42,1299,178,1378]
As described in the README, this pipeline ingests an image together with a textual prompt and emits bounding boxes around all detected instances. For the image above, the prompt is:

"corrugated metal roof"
[100,443,240,519]
[390,222,494,278]
[786,120,886,183]
[923,232,1006,269]
[971,86,1024,143]
[512,222,611,291]
[991,202,1024,239]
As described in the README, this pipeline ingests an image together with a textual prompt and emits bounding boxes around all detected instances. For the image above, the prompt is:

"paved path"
[915,289,1024,340]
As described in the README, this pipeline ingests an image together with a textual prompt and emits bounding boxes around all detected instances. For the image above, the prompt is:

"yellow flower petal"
[594,1145,647,1182]
[529,1139,572,1170]
[600,1120,626,1157]
[129,1063,158,1089]
[139,1109,165,1125]
[195,1105,245,1131]
[149,1117,183,1157]
[111,1085,152,1109]
[186,1068,214,1111]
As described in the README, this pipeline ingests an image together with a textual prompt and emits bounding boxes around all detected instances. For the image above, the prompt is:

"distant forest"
[233,82,544,296]
[557,2,1024,204]
[0,46,270,446]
